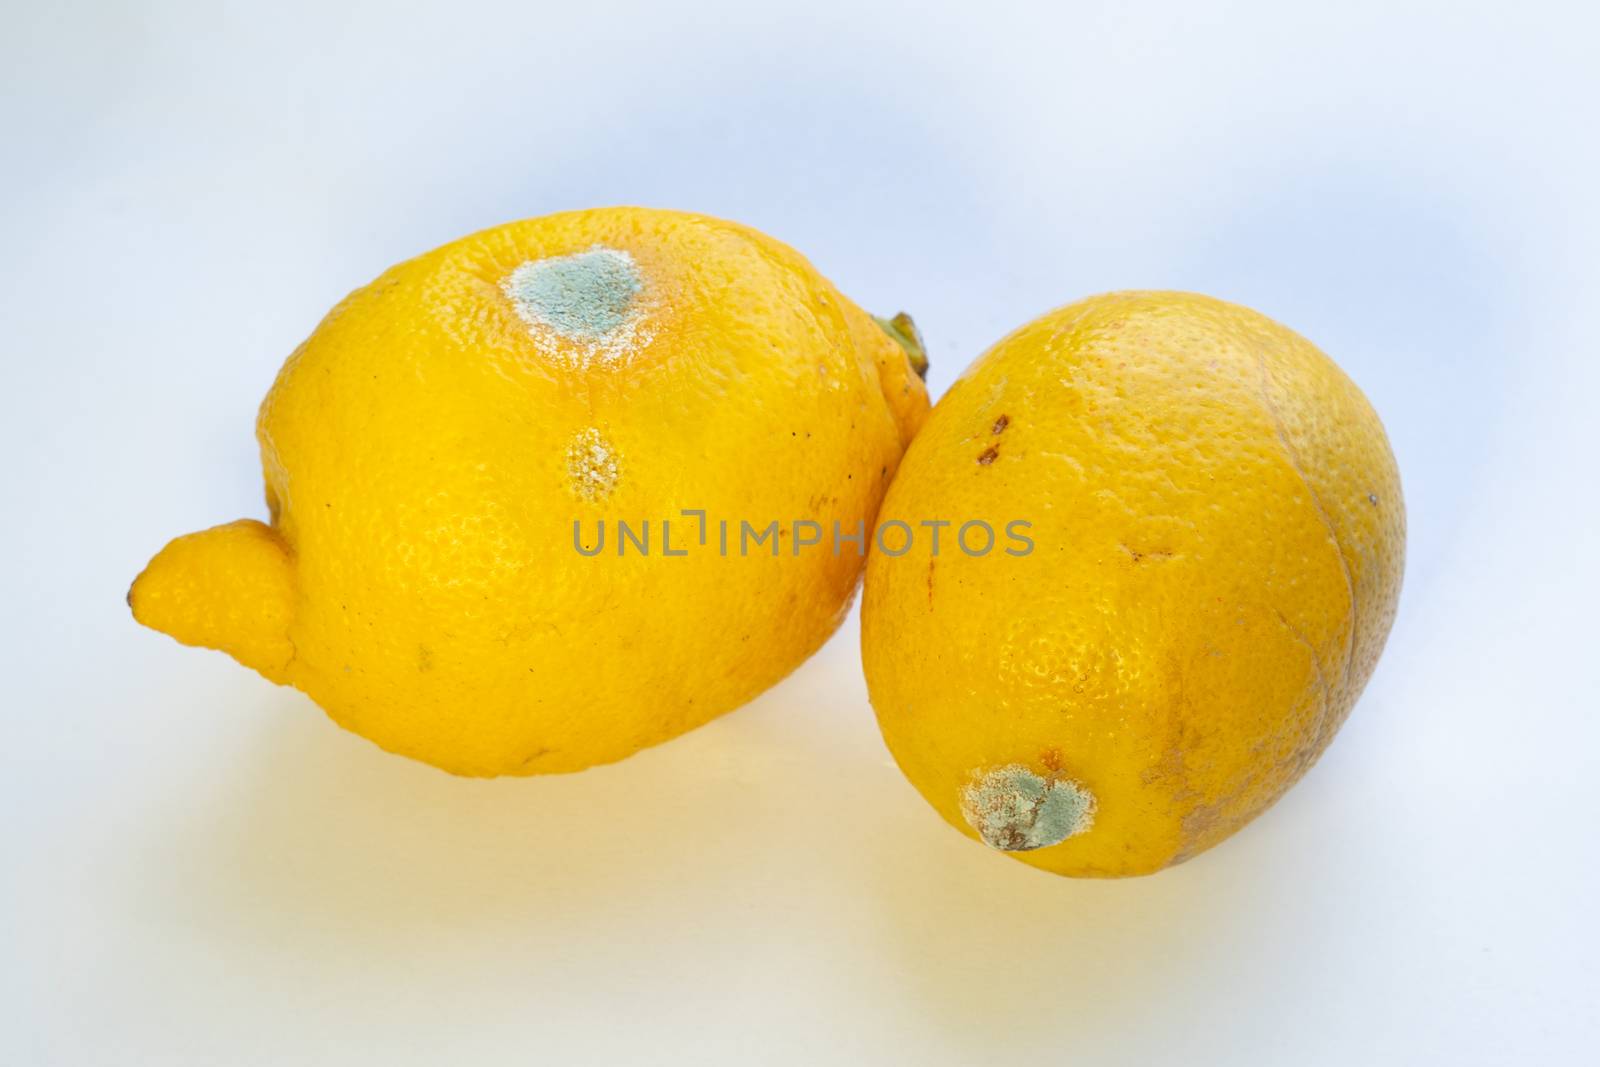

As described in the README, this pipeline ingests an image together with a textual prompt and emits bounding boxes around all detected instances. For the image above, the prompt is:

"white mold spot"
[567,427,620,501]
[960,764,1095,851]
[503,247,653,369]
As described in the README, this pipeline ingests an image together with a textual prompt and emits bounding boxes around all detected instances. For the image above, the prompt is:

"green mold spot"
[506,247,641,338]
[960,765,1095,851]
[503,247,650,366]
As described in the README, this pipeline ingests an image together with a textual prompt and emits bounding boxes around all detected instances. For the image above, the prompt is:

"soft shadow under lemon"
[855,778,1359,1057]
[135,677,834,959]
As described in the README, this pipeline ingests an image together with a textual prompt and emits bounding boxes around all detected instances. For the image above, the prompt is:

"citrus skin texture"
[861,292,1403,877]
[132,208,929,776]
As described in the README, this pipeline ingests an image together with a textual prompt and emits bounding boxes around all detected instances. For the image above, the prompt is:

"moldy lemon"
[131,207,929,776]
[861,292,1403,876]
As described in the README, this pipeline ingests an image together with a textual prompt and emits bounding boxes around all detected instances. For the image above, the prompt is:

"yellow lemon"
[861,292,1403,876]
[131,207,929,777]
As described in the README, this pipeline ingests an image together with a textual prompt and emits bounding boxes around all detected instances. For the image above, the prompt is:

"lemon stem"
[873,312,929,379]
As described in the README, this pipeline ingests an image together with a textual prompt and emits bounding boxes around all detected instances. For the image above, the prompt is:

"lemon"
[861,292,1403,876]
[131,207,929,776]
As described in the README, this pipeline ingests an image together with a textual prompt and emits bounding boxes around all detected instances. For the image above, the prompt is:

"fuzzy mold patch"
[504,247,650,368]
[960,764,1095,851]
[567,427,620,501]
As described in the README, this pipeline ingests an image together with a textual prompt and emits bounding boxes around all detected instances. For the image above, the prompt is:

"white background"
[4,2,1598,1063]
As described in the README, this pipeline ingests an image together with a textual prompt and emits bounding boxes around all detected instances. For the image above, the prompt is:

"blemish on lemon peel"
[503,247,651,368]
[960,765,1095,851]
[567,427,620,501]
[506,247,639,337]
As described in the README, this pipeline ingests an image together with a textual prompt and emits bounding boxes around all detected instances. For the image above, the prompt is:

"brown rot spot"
[1179,801,1224,848]
[926,558,937,607]
[977,446,999,466]
[1121,543,1174,565]
[992,414,1010,435]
